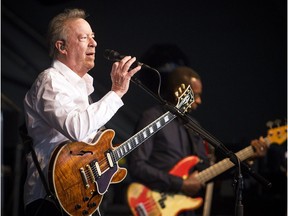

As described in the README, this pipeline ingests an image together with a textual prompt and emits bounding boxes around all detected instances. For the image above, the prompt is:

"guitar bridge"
[79,167,90,189]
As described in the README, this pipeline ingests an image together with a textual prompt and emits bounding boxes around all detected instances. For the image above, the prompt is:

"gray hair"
[47,8,87,59]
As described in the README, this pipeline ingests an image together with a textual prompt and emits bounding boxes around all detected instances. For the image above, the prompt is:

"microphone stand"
[234,156,244,216]
[163,101,271,216]
[131,76,271,216]
[103,48,271,214]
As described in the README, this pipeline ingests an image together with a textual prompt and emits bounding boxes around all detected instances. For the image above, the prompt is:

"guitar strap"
[19,124,62,212]
[19,96,103,216]
[18,95,96,205]
[21,96,94,196]
[88,95,94,105]
[184,122,210,171]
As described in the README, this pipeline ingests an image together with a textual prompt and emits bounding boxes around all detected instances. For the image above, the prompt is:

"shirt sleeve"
[34,72,123,142]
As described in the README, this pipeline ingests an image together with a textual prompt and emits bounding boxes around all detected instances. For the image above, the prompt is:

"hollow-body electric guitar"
[127,124,287,216]
[48,85,195,216]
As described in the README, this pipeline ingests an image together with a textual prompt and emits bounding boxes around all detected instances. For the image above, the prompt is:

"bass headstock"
[266,119,287,145]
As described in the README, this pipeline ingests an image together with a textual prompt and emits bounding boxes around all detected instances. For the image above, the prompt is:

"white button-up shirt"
[23,60,123,206]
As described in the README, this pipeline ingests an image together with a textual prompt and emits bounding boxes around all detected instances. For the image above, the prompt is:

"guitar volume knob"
[82,210,89,215]
[75,204,81,210]
[88,202,97,208]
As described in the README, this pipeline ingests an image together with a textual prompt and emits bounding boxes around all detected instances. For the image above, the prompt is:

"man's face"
[64,18,97,76]
[190,77,202,111]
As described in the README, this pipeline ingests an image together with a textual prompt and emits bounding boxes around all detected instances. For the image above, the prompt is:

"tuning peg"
[178,87,183,94]
[266,121,274,128]
[181,83,186,90]
[274,119,281,127]
[175,91,179,98]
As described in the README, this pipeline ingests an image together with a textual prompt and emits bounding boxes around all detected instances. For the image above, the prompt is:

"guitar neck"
[112,111,176,161]
[197,137,270,184]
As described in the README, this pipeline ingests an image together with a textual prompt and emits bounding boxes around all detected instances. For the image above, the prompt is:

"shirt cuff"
[169,175,184,193]
[106,91,124,109]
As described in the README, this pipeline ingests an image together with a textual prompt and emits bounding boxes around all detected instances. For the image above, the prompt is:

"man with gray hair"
[23,8,141,216]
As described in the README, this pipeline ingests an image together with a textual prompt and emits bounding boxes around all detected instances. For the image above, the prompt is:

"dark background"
[1,0,287,216]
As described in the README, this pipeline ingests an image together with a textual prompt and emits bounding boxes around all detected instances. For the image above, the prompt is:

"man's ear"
[55,40,66,53]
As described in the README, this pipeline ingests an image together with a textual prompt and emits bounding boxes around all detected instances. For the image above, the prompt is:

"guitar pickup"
[136,203,148,216]
[105,149,116,168]
[89,160,102,179]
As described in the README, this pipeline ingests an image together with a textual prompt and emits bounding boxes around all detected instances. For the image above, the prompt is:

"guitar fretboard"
[196,123,288,184]
[113,111,176,161]
[197,137,271,184]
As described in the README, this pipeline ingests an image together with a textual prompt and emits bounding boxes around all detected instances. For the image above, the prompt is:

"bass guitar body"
[127,156,203,216]
[127,123,288,216]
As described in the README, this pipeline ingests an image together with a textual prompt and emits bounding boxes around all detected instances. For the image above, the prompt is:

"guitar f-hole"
[70,150,93,156]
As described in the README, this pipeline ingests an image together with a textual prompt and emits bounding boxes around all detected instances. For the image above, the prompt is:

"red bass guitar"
[127,124,287,216]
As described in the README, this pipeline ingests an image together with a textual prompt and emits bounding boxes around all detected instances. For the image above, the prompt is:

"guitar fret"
[143,131,148,139]
[149,126,154,134]
[51,85,197,216]
[123,146,126,153]
[198,146,256,184]
[113,112,176,161]
[164,115,169,122]
[125,123,288,216]
[123,145,125,152]
[156,121,161,128]
[117,150,120,158]
[236,147,254,160]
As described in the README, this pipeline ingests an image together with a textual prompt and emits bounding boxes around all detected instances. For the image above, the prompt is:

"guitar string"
[130,127,287,214]
[199,147,255,183]
[84,125,285,185]
[141,199,159,213]
[84,113,175,181]
[198,137,271,183]
[85,109,195,182]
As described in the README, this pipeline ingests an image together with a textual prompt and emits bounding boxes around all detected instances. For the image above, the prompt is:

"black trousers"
[25,199,68,216]
[25,199,101,216]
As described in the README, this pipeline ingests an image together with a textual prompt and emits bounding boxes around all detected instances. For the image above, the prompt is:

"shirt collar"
[52,60,94,95]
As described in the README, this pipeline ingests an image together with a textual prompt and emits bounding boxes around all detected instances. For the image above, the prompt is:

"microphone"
[103,49,151,69]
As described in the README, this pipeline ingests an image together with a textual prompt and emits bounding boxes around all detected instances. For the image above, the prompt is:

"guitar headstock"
[266,119,287,145]
[175,84,195,113]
